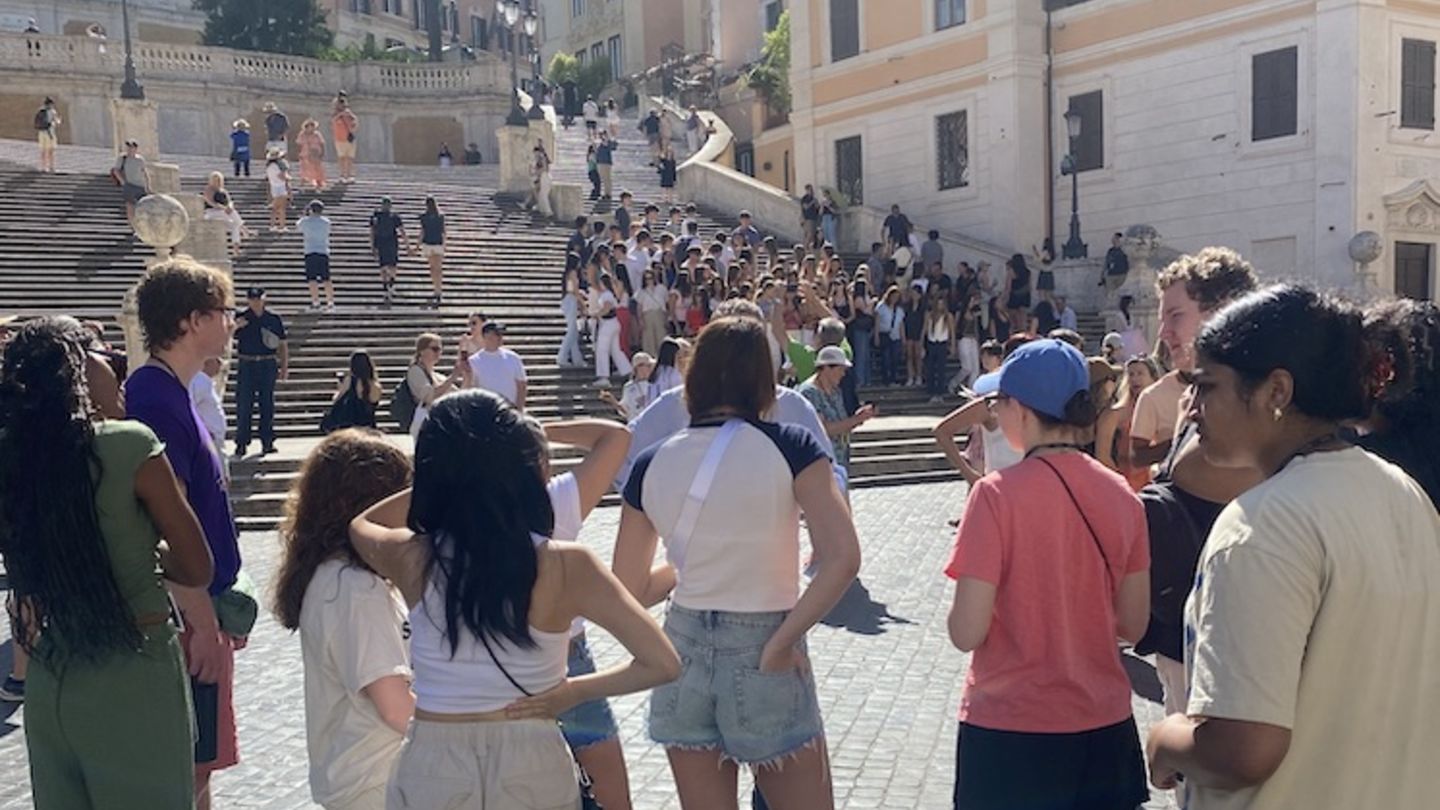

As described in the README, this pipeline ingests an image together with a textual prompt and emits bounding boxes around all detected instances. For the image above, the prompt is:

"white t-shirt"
[187,372,226,448]
[466,347,526,406]
[1184,448,1440,810]
[582,100,599,122]
[299,559,411,807]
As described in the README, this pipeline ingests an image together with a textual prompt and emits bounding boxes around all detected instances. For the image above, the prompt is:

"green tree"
[192,0,334,58]
[745,10,790,118]
[547,52,613,100]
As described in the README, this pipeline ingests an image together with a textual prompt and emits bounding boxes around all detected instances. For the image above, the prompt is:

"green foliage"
[193,0,334,58]
[547,52,614,100]
[745,10,790,118]
[317,35,420,64]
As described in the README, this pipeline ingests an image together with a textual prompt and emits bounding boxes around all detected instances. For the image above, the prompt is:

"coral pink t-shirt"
[945,452,1149,734]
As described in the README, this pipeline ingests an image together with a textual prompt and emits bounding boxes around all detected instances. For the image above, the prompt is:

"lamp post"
[495,0,528,126]
[1060,108,1087,260]
[119,0,145,100]
[524,10,545,120]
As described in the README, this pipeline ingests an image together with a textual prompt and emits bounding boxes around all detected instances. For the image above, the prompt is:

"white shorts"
[37,130,56,149]
[334,139,356,160]
[270,184,289,199]
[420,244,444,259]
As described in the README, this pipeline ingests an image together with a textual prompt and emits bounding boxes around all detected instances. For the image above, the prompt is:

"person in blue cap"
[943,338,1152,810]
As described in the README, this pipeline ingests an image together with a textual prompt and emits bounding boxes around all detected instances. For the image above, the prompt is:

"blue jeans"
[851,328,872,386]
[649,606,824,765]
[821,214,837,248]
[235,358,278,450]
[878,335,901,385]
[557,315,585,367]
[558,635,619,751]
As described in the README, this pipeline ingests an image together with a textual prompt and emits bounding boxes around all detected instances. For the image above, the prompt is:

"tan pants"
[641,308,667,356]
[386,718,580,809]
[598,163,612,197]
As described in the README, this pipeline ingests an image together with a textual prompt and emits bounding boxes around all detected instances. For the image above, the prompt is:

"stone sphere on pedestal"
[1348,231,1383,265]
[132,193,190,257]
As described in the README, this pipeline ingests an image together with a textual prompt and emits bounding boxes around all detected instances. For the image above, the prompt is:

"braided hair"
[0,316,141,666]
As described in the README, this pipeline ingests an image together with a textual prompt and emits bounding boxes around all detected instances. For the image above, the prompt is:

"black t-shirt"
[1031,300,1058,333]
[801,194,820,221]
[641,115,661,135]
[883,213,911,244]
[931,274,953,294]
[234,308,286,356]
[419,212,445,245]
[370,211,403,244]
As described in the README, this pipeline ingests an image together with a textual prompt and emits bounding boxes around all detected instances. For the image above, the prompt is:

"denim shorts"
[649,606,824,766]
[558,634,619,751]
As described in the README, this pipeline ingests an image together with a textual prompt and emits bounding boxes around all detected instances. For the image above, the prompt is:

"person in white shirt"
[1056,295,1079,332]
[591,273,633,387]
[582,95,601,141]
[189,356,228,476]
[625,231,655,280]
[273,431,415,810]
[465,322,527,410]
[1147,285,1440,810]
[600,352,658,422]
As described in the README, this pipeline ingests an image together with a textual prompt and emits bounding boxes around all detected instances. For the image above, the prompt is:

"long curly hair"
[0,316,141,665]
[273,429,412,630]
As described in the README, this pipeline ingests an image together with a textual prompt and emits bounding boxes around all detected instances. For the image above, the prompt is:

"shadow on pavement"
[820,579,913,636]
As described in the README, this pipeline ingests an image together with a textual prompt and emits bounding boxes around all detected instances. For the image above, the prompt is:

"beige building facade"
[535,0,710,93]
[773,0,1440,300]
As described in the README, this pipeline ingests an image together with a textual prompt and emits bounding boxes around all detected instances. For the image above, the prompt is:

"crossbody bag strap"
[667,419,744,569]
[1035,457,1114,588]
[477,630,533,698]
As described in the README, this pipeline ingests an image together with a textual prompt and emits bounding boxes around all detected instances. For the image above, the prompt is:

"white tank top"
[981,424,1024,473]
[409,552,569,714]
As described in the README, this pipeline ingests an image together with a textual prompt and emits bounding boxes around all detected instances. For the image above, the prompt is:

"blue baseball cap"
[972,339,1089,420]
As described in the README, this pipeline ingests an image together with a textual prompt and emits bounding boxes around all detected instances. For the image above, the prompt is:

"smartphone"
[192,678,220,764]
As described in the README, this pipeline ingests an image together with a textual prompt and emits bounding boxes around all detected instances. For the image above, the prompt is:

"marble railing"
[0,33,507,98]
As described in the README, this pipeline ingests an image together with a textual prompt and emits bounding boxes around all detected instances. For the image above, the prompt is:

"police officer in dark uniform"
[233,286,288,456]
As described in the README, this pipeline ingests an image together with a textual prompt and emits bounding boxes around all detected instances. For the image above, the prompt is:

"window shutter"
[830,0,859,62]
[1252,46,1298,141]
[1068,91,1103,172]
[1402,39,1436,130]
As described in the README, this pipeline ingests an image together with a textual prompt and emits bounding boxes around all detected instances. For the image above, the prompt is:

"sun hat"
[1102,332,1125,353]
[973,339,1088,420]
[631,352,655,367]
[816,345,852,368]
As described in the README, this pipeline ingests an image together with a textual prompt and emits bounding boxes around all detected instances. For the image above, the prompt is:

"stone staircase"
[0,126,1106,530]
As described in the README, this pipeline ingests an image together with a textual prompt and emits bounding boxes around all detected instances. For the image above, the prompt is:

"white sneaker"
[591,378,611,388]
[325,303,337,312]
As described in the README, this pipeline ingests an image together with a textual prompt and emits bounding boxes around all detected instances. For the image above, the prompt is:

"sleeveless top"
[408,543,569,713]
[981,424,1023,473]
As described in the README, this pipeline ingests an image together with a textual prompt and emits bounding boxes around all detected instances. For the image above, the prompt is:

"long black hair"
[656,337,684,372]
[347,350,377,402]
[409,390,554,653]
[1195,284,1368,421]
[0,316,142,664]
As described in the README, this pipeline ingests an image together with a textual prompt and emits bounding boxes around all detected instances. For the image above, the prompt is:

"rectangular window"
[591,42,604,65]
[572,0,584,17]
[736,142,755,177]
[830,0,859,62]
[1402,39,1436,130]
[576,49,586,64]
[608,35,622,80]
[765,1,783,32]
[470,16,487,48]
[936,0,965,30]
[1067,90,1103,172]
[1252,46,1298,141]
[936,110,969,190]
[1396,241,1434,300]
[836,135,863,206]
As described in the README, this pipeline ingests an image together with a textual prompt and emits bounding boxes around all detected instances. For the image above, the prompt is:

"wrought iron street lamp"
[495,0,528,126]
[524,10,545,120]
[119,0,145,100]
[1060,108,1087,260]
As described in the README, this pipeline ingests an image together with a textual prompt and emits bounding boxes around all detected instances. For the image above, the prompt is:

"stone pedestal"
[528,117,555,169]
[118,193,189,373]
[148,161,181,194]
[551,183,583,222]
[175,195,233,271]
[1100,224,1174,353]
[495,124,533,194]
[110,98,160,160]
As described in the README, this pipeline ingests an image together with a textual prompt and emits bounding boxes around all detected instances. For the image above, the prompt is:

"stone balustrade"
[0,33,506,98]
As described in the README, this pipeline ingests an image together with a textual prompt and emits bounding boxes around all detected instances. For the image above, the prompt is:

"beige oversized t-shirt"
[300,559,411,807]
[1184,448,1440,810]
[1130,371,1186,446]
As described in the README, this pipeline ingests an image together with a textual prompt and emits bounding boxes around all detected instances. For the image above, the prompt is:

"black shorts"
[585,120,598,130]
[304,253,331,282]
[953,719,1148,810]
[1037,270,1056,291]
[375,241,400,267]
[1006,291,1032,310]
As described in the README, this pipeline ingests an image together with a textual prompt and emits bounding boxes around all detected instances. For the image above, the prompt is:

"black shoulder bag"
[477,632,603,810]
[1035,457,1114,589]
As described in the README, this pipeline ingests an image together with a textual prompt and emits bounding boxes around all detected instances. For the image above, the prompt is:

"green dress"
[25,420,195,810]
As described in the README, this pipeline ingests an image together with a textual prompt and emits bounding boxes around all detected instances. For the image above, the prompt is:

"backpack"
[33,108,49,131]
[1132,480,1223,661]
[388,367,419,430]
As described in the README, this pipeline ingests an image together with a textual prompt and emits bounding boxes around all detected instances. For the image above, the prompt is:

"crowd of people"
[1,237,1437,810]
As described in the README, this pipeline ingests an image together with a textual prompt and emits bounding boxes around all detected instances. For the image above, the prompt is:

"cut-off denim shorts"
[649,606,824,767]
[558,633,619,751]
